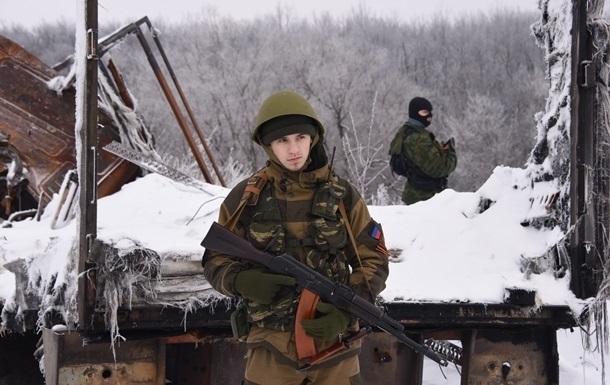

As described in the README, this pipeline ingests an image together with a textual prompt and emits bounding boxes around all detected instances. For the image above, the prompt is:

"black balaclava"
[408,97,433,127]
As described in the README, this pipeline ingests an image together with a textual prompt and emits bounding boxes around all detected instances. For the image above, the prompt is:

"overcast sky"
[0,0,543,29]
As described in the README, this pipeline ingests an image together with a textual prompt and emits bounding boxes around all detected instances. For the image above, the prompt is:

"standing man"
[389,96,457,205]
[202,90,389,385]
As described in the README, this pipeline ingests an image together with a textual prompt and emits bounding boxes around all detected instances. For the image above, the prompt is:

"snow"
[378,166,571,307]
[0,166,607,384]
[0,0,606,382]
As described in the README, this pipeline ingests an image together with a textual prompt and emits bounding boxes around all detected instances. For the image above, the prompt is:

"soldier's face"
[418,109,433,123]
[269,132,312,171]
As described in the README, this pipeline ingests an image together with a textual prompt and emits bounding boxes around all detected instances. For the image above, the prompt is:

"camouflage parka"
[396,119,457,205]
[202,158,389,332]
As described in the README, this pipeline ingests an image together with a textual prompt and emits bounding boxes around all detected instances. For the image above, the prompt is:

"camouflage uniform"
[203,90,389,385]
[395,119,457,205]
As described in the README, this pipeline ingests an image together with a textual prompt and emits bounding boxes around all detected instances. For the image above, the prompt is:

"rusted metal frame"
[97,17,225,186]
[385,303,577,329]
[79,326,233,346]
[131,21,216,185]
[140,17,226,187]
[459,330,476,385]
[77,300,576,346]
[569,0,601,299]
[97,20,142,57]
[86,304,234,332]
[97,62,141,151]
[77,0,99,332]
[106,58,135,109]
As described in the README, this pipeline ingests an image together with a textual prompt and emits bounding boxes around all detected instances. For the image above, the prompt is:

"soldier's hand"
[434,139,450,155]
[234,268,296,304]
[444,137,455,150]
[300,302,350,341]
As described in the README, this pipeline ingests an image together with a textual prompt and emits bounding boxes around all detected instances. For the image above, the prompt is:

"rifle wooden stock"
[201,221,448,366]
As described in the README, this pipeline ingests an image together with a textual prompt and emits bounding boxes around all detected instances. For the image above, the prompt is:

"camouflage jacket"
[399,119,457,205]
[202,160,389,332]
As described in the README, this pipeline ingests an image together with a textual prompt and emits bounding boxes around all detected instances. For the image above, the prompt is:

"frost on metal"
[530,0,610,369]
[528,0,573,229]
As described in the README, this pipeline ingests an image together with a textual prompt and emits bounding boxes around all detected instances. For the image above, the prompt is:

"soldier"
[388,97,457,205]
[202,90,389,385]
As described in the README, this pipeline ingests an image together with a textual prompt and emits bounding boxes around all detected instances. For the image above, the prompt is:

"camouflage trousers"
[243,327,363,385]
[401,183,442,205]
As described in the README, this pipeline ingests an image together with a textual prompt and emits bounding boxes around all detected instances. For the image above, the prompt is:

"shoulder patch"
[370,224,382,240]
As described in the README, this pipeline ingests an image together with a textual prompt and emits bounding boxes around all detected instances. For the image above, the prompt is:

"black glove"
[300,302,351,341]
[234,268,296,304]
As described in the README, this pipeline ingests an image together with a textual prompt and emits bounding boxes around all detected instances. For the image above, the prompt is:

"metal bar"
[132,22,216,184]
[107,58,135,109]
[569,0,600,299]
[96,16,226,186]
[141,18,226,187]
[97,19,143,56]
[77,0,99,331]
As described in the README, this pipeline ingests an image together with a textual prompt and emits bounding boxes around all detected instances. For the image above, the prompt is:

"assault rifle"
[201,222,449,367]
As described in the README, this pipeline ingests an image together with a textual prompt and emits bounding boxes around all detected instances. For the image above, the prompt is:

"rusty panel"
[464,328,558,385]
[166,338,247,385]
[58,362,159,385]
[0,59,76,145]
[165,332,427,385]
[359,332,424,385]
[43,328,165,385]
[0,34,139,213]
[0,35,76,207]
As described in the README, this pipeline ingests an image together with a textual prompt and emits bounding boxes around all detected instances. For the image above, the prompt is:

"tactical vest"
[240,172,350,331]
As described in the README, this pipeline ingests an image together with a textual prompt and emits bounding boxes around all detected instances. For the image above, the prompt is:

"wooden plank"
[159,259,204,276]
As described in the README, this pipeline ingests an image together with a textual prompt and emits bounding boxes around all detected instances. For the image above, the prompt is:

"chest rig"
[225,169,354,332]
[243,171,350,285]
[226,169,373,338]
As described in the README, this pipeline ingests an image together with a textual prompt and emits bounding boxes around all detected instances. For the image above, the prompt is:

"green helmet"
[252,90,324,144]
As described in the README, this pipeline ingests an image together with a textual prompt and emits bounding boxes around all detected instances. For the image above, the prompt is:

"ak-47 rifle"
[201,222,449,367]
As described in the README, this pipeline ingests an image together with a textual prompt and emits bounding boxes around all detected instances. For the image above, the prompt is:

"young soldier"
[389,97,457,205]
[203,90,389,385]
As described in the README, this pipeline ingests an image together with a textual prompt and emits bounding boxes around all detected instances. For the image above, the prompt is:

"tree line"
[1,7,547,204]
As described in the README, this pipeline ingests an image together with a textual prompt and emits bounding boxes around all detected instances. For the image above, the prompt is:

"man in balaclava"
[203,90,389,385]
[388,96,457,204]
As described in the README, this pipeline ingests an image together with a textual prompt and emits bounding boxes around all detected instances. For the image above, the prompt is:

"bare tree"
[1,8,546,203]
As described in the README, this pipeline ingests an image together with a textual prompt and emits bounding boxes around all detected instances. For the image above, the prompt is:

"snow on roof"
[0,164,584,319]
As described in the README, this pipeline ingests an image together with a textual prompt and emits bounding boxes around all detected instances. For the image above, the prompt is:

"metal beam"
[77,0,99,331]
[569,0,602,299]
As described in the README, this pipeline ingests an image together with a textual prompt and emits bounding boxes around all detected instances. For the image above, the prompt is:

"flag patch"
[370,225,381,240]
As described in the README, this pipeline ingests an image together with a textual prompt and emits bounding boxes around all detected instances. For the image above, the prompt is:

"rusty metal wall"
[43,328,166,385]
[462,327,559,385]
[165,332,425,385]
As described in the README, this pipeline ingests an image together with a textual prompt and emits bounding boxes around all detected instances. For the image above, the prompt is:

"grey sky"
[1,0,543,29]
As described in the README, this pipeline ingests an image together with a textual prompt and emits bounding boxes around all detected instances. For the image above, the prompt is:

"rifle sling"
[224,170,268,231]
[338,200,374,301]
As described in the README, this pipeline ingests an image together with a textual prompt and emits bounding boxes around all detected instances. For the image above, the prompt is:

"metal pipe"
[133,24,216,184]
[142,18,226,187]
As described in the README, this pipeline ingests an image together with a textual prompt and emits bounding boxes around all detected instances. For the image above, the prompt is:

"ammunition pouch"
[231,302,250,342]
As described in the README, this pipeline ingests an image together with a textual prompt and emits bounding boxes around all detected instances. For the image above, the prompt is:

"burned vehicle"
[0,2,609,384]
[0,34,141,224]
